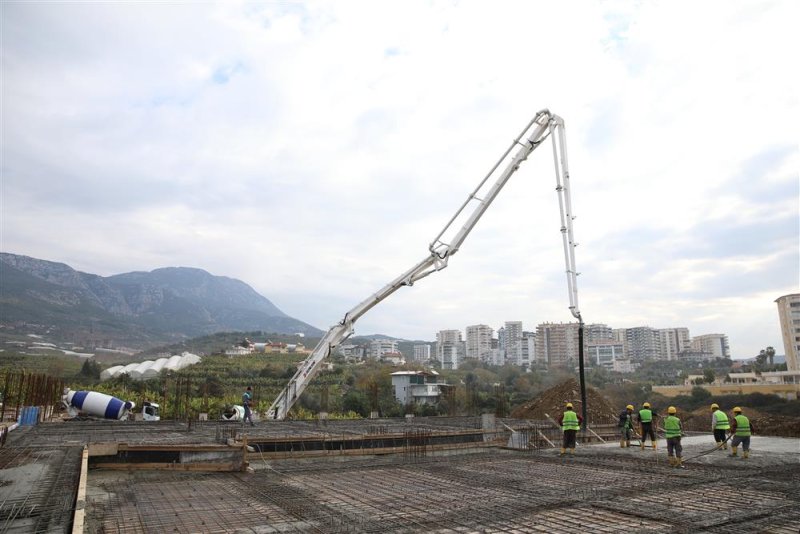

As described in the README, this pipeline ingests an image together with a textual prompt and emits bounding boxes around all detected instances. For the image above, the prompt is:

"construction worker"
[559,402,583,456]
[618,404,635,448]
[729,407,755,458]
[242,386,255,427]
[664,406,685,468]
[637,402,658,450]
[710,403,730,450]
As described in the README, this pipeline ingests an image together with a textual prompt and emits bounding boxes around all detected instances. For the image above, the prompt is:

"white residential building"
[691,334,730,359]
[465,324,494,362]
[776,293,800,371]
[391,371,447,405]
[413,344,431,362]
[586,341,626,370]
[436,330,462,370]
[521,331,535,368]
[369,339,399,359]
[659,328,691,361]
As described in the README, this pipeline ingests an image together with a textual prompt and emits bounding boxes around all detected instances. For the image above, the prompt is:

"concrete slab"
[586,433,800,468]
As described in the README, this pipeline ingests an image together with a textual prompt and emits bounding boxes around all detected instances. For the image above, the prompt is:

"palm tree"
[766,346,775,366]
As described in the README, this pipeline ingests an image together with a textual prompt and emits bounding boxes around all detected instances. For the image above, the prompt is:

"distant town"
[231,293,800,377]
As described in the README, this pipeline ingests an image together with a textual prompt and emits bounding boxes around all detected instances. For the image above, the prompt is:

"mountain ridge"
[0,252,323,349]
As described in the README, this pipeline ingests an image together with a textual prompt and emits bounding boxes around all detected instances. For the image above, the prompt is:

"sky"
[1,1,798,359]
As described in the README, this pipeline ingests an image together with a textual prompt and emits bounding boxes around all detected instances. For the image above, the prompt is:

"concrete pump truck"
[267,109,587,423]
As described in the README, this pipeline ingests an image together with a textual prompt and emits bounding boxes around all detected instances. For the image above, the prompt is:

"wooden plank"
[72,446,89,534]
[91,462,239,472]
[537,430,555,447]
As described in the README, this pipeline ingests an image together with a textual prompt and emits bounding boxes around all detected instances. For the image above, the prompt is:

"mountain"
[0,252,323,349]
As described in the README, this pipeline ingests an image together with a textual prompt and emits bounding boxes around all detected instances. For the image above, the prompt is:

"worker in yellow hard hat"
[559,402,582,456]
[637,402,658,451]
[729,407,755,459]
[618,404,635,448]
[664,406,685,468]
[710,403,730,450]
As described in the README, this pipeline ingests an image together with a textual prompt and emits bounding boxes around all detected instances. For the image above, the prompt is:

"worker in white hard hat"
[559,402,583,456]
[710,403,730,450]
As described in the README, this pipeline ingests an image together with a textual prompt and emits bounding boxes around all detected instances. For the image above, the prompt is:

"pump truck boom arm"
[267,109,581,421]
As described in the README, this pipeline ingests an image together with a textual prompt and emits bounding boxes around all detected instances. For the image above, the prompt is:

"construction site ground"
[1,417,799,533]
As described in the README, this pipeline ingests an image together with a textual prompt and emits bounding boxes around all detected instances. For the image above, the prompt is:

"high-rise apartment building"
[436,330,463,370]
[521,331,536,368]
[535,322,580,367]
[465,324,494,362]
[625,326,661,361]
[585,323,614,342]
[691,334,730,359]
[504,321,524,366]
[776,293,800,371]
[659,328,691,361]
[369,339,399,359]
[413,344,431,362]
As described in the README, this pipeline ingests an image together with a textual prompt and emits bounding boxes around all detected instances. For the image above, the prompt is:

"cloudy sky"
[2,1,797,359]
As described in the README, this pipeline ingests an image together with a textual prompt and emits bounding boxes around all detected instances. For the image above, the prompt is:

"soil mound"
[510,378,618,424]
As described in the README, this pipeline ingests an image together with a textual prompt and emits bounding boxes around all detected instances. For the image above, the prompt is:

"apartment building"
[413,344,431,362]
[503,321,524,366]
[624,326,662,361]
[776,293,800,371]
[465,324,494,362]
[368,339,399,359]
[535,322,580,367]
[436,329,463,370]
[659,328,691,361]
[691,334,730,360]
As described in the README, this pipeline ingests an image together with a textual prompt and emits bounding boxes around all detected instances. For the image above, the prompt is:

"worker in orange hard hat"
[559,402,583,456]
[618,404,635,448]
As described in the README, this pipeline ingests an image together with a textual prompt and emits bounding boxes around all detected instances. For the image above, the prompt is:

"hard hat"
[643,402,651,408]
[626,404,634,411]
[566,402,573,409]
[668,406,677,414]
[733,406,742,413]
[711,403,719,410]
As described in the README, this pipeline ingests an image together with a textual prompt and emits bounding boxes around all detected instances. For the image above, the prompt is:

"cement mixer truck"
[62,389,160,421]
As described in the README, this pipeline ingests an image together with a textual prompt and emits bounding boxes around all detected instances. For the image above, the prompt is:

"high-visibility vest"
[713,410,730,430]
[562,410,580,431]
[734,415,751,437]
[664,416,682,438]
[639,409,652,423]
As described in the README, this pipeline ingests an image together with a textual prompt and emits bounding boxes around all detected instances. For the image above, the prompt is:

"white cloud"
[2,0,798,358]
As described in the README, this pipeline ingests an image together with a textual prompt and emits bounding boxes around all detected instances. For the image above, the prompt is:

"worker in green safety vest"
[637,402,658,451]
[729,407,755,459]
[664,406,685,469]
[710,403,730,450]
[558,402,583,456]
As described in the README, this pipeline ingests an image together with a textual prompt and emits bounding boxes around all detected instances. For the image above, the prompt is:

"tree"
[766,346,775,366]
[702,368,716,384]
[756,350,768,369]
[79,359,101,380]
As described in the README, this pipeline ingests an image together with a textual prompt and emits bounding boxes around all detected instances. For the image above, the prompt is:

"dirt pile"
[680,406,800,438]
[510,378,618,424]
